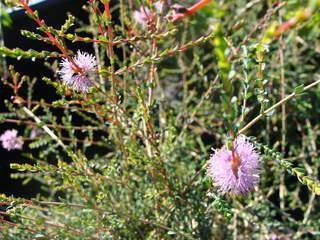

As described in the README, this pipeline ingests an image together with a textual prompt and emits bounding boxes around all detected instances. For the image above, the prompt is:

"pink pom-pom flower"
[207,136,260,195]
[134,7,151,25]
[134,1,167,26]
[0,129,24,151]
[59,51,97,93]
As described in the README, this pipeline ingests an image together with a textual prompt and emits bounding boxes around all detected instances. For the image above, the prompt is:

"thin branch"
[238,77,320,135]
[22,106,67,151]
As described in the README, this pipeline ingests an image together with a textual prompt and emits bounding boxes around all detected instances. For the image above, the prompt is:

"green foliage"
[0,7,12,27]
[0,46,60,60]
[0,0,319,239]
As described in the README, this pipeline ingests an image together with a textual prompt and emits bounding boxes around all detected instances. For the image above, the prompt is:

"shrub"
[0,0,319,239]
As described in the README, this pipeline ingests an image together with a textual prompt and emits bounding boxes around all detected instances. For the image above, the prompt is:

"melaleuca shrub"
[0,0,320,239]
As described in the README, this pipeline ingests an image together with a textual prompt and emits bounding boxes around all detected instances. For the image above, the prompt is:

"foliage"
[0,0,320,239]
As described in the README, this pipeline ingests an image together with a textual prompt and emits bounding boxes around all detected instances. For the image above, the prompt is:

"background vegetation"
[0,0,319,239]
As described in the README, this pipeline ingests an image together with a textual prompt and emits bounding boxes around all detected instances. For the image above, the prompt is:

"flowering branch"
[114,31,215,76]
[16,0,82,72]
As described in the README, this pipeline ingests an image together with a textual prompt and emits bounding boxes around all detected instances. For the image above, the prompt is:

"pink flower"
[0,129,23,151]
[207,136,260,195]
[134,7,151,25]
[134,1,168,25]
[59,51,97,93]
[155,1,164,11]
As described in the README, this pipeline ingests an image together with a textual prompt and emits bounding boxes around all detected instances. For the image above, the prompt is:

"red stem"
[186,0,212,15]
[91,3,106,35]
[18,0,82,73]
[172,0,212,22]
[229,135,240,178]
[142,6,151,23]
[103,1,119,123]
[104,2,113,40]
[0,219,17,227]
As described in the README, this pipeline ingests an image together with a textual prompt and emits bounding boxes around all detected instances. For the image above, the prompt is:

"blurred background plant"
[0,0,319,239]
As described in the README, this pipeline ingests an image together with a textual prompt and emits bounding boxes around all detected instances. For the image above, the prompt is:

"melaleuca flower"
[134,7,151,25]
[207,136,260,195]
[0,129,23,151]
[134,1,168,25]
[155,1,165,11]
[59,51,97,93]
